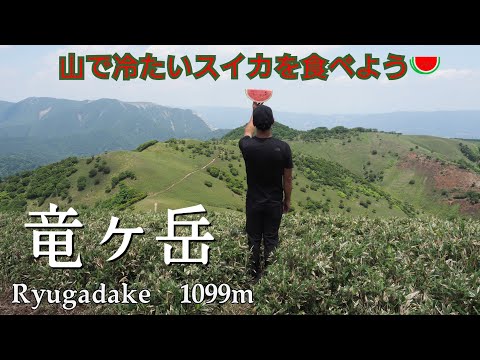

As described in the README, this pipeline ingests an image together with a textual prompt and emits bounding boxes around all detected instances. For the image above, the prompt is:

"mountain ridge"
[192,105,480,138]
[0,97,230,177]
[0,97,216,137]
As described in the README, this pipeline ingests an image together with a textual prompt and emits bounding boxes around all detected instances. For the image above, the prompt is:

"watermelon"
[245,89,273,103]
[410,57,440,74]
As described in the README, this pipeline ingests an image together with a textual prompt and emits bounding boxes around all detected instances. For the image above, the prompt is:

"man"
[239,102,293,281]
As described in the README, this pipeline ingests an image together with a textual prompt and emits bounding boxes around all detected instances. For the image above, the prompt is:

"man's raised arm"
[244,102,260,138]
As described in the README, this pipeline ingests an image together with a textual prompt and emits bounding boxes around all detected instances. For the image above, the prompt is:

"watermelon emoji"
[245,89,273,103]
[410,57,440,74]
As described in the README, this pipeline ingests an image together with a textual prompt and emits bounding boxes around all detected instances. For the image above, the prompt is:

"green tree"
[207,166,220,178]
[77,176,87,191]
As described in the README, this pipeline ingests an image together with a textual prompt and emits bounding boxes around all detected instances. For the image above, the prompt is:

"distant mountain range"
[0,97,229,177]
[0,97,228,140]
[192,106,480,139]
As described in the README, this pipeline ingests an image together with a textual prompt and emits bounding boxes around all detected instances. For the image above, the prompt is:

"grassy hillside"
[284,130,480,219]
[228,124,480,218]
[1,209,479,314]
[1,123,480,219]
[0,138,416,218]
[1,126,480,315]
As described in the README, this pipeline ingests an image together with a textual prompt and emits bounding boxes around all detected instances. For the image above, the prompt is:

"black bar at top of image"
[2,6,479,45]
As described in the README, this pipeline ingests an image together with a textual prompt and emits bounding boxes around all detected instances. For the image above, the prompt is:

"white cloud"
[204,45,341,57]
[332,74,351,83]
[428,68,475,80]
[379,75,396,85]
[35,45,135,81]
[145,45,189,57]
[0,45,11,49]
[0,66,19,79]
[52,45,132,60]
[39,45,134,71]
[146,45,342,59]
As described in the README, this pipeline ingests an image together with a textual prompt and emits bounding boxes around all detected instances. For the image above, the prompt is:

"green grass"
[137,163,245,213]
[290,158,405,217]
[382,165,460,218]
[292,132,480,219]
[404,135,467,162]
[1,209,479,314]
[26,142,217,212]
[20,138,407,218]
[292,133,472,177]
[2,131,480,314]
[292,133,405,175]
[3,130,478,220]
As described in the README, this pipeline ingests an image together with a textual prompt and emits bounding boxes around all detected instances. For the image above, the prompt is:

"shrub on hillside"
[359,200,368,208]
[77,176,87,191]
[111,170,136,189]
[136,140,158,152]
[459,143,480,162]
[89,169,98,178]
[207,167,220,178]
[98,183,146,211]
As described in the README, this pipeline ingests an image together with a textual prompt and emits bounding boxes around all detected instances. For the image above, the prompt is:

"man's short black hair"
[253,105,274,131]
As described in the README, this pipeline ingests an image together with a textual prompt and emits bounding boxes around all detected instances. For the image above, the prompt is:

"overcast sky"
[0,45,479,114]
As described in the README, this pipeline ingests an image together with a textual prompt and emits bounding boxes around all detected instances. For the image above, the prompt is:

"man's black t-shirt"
[239,136,293,204]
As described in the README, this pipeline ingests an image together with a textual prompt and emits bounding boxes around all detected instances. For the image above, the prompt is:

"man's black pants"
[246,201,283,276]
